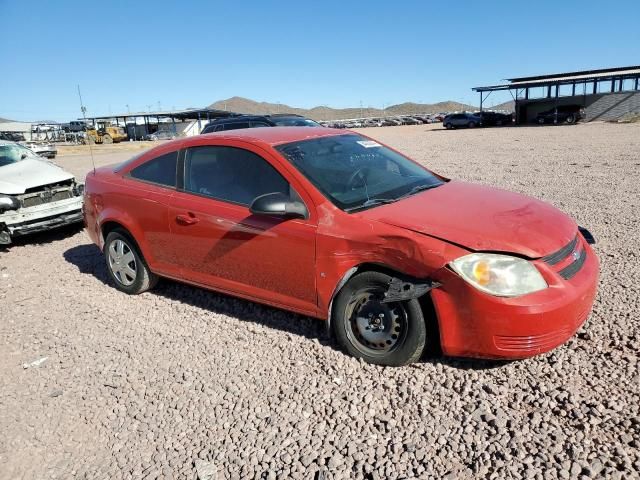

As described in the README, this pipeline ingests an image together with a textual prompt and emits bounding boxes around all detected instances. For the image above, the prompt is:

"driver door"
[167,143,318,316]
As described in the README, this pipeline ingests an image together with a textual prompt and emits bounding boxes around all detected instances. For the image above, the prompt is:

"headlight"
[0,194,21,212]
[450,253,547,297]
[73,182,85,196]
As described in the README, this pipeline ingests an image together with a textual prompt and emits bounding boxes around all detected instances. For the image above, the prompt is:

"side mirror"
[249,192,307,219]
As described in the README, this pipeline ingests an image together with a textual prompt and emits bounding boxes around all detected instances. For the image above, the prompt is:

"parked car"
[443,113,482,129]
[378,118,398,127]
[201,114,321,134]
[475,111,513,127]
[413,116,433,124]
[68,120,89,132]
[400,117,421,125]
[535,105,585,125]
[0,132,26,142]
[143,130,177,141]
[22,141,57,159]
[0,140,84,245]
[32,124,55,132]
[84,127,598,366]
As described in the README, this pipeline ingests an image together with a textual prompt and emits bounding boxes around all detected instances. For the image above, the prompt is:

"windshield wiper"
[345,183,442,213]
[398,182,441,200]
[345,198,397,212]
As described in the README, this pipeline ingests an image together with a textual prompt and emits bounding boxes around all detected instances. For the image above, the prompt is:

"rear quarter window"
[128,151,178,188]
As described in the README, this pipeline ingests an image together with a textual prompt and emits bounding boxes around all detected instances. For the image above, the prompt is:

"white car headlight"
[450,253,547,297]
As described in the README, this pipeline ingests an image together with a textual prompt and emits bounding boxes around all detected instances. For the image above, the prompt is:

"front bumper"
[431,235,599,359]
[0,196,83,242]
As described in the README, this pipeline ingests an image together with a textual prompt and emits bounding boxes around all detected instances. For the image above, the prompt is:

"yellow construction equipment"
[84,121,128,144]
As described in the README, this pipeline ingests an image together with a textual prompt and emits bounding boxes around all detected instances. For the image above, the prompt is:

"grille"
[20,189,73,208]
[559,249,587,280]
[23,179,73,194]
[542,236,578,265]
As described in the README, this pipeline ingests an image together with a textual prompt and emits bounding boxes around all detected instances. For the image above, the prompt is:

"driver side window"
[184,146,297,206]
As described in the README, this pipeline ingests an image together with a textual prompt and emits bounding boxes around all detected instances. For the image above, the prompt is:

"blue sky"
[1,1,638,121]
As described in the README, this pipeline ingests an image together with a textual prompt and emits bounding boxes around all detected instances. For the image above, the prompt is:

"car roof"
[198,126,348,146]
[208,115,270,124]
[265,114,305,118]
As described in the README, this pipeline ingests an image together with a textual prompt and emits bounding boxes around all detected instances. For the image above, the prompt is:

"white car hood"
[0,158,75,195]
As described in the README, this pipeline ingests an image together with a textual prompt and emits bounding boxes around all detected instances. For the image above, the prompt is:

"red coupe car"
[83,127,598,366]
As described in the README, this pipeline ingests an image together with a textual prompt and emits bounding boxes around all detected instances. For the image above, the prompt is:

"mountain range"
[208,97,512,121]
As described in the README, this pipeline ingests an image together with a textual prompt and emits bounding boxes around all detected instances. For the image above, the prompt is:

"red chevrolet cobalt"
[83,127,598,366]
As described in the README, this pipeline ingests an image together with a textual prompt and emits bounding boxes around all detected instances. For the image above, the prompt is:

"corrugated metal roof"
[473,66,640,92]
[0,122,32,132]
[509,67,640,86]
[88,108,235,121]
[507,65,640,82]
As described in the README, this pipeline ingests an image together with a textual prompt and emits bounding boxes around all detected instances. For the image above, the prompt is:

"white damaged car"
[0,140,84,245]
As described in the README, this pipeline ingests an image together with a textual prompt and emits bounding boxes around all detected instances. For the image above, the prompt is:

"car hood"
[0,158,75,194]
[360,180,577,258]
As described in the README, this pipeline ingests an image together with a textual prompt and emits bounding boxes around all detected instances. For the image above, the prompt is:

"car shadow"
[63,243,509,370]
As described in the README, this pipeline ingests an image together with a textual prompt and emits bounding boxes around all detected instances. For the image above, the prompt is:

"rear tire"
[102,134,113,144]
[565,115,575,124]
[468,121,476,128]
[332,271,427,366]
[445,123,452,130]
[104,229,158,294]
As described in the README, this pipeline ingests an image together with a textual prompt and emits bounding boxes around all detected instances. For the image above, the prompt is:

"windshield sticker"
[357,140,381,148]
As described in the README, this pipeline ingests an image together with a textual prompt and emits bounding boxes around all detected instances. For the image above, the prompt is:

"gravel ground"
[1,122,639,479]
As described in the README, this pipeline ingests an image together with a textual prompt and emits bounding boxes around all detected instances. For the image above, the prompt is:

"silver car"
[443,113,482,129]
[0,141,83,244]
[22,141,57,159]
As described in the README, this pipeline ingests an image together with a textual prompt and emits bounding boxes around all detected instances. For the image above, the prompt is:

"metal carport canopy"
[473,65,640,92]
[87,108,237,121]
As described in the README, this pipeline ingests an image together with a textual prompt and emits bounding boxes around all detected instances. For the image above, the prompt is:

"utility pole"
[126,104,130,114]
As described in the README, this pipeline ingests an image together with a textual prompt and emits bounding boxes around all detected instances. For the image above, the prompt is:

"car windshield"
[271,117,320,127]
[0,143,39,167]
[276,134,444,211]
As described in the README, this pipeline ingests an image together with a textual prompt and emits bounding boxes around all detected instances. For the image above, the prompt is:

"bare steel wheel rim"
[108,239,137,286]
[345,289,408,357]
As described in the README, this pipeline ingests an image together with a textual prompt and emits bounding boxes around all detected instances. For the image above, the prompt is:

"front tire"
[445,123,452,130]
[468,121,476,128]
[332,271,427,366]
[104,230,158,294]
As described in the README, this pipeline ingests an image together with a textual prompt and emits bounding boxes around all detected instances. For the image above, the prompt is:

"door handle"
[176,213,200,225]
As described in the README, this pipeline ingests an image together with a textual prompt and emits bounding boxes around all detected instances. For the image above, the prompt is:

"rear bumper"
[431,237,599,359]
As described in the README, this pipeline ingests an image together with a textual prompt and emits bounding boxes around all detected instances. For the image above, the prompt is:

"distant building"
[474,66,640,124]
[0,121,32,134]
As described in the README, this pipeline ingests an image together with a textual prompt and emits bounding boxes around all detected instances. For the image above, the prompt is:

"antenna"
[77,85,96,174]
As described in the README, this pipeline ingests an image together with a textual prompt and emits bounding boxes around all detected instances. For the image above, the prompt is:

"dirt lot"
[1,123,639,479]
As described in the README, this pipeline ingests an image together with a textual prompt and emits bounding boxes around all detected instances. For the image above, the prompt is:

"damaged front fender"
[317,209,468,330]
